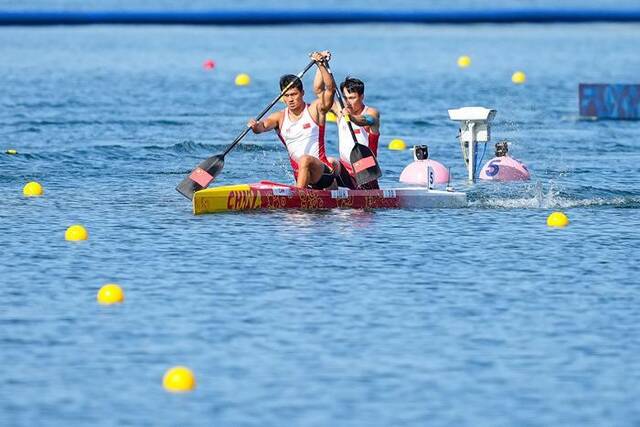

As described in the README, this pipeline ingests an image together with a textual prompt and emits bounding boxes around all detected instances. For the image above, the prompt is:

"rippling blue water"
[1,18,640,427]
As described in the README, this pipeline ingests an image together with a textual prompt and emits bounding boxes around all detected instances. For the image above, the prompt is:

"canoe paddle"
[326,63,382,187]
[176,59,317,200]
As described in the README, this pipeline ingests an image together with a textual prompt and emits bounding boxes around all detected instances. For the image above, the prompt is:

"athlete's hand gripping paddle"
[325,63,382,187]
[176,60,317,200]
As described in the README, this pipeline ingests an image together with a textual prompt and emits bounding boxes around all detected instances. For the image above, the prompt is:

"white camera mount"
[448,107,496,182]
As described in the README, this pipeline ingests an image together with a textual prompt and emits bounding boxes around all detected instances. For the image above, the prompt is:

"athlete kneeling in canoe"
[314,72,381,189]
[248,51,340,189]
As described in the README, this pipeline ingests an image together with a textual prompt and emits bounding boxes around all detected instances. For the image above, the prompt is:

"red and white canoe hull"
[192,181,467,214]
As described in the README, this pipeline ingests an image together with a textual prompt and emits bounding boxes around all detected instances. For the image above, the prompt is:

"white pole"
[468,122,476,182]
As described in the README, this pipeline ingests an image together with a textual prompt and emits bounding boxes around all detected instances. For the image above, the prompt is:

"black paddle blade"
[176,155,225,200]
[350,144,382,187]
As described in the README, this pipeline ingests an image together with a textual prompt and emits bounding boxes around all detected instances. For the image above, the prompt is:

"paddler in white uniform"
[313,72,380,190]
[314,72,381,189]
[248,51,341,189]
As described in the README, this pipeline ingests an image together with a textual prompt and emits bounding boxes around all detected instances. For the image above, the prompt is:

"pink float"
[399,146,450,185]
[479,142,530,181]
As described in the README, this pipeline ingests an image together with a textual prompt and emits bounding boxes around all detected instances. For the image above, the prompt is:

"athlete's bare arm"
[309,51,335,122]
[313,68,340,115]
[341,106,380,134]
[312,67,324,98]
[248,111,282,134]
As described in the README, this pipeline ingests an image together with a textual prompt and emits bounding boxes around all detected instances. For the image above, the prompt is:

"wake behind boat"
[193,181,466,214]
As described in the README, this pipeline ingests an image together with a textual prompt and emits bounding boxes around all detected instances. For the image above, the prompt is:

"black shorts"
[309,164,336,190]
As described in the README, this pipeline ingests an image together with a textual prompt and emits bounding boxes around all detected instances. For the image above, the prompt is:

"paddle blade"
[176,155,225,200]
[350,144,382,187]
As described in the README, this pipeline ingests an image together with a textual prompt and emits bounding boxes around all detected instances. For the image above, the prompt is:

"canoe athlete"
[314,72,381,189]
[248,51,341,189]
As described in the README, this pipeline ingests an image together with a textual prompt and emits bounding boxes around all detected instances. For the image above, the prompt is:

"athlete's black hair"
[280,74,303,91]
[340,76,365,95]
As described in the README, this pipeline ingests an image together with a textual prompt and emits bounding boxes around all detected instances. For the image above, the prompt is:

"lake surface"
[1,17,639,427]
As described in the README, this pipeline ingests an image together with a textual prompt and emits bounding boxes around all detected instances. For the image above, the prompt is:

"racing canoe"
[192,181,466,214]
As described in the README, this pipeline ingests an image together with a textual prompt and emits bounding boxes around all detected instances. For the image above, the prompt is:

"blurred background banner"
[579,84,640,120]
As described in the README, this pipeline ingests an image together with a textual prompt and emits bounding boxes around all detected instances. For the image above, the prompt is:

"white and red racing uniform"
[277,104,330,178]
[337,105,379,175]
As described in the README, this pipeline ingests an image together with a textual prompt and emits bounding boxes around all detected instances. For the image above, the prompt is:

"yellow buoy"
[6,149,18,155]
[163,366,196,392]
[547,211,569,228]
[457,55,471,68]
[388,139,407,151]
[65,224,88,241]
[326,111,337,122]
[23,181,44,197]
[512,71,526,85]
[235,73,251,86]
[97,284,125,305]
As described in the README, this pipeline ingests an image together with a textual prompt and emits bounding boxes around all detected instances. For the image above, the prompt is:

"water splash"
[471,181,640,209]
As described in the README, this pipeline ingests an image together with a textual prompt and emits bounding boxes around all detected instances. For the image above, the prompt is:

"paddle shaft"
[221,60,316,158]
[326,64,360,145]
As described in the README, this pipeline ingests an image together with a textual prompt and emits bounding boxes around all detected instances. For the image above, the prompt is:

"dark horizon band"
[2,9,640,26]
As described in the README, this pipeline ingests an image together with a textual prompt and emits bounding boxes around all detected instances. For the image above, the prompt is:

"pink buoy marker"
[479,141,530,181]
[399,145,450,186]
